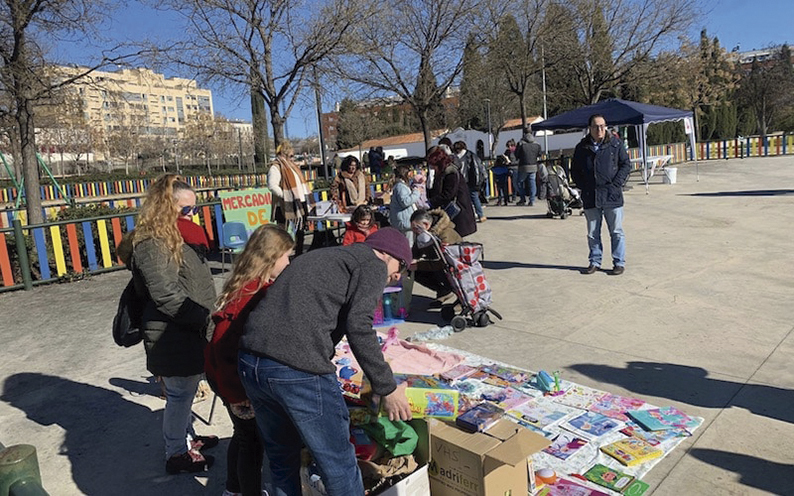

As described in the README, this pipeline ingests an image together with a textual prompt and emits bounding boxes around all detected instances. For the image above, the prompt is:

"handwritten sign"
[219,188,273,230]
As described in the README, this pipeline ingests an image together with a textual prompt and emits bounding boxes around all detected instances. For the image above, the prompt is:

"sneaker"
[190,434,219,452]
[478,216,487,222]
[516,200,526,206]
[166,450,214,474]
[582,264,599,275]
[612,266,625,276]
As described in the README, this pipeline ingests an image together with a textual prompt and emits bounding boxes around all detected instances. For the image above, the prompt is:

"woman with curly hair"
[128,174,218,474]
[267,140,314,255]
[331,155,372,212]
[206,225,294,495]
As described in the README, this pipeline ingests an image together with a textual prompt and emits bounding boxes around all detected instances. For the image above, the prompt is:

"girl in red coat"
[342,204,379,245]
[205,224,294,496]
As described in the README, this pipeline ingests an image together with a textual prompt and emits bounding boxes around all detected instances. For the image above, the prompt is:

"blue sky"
[52,0,792,138]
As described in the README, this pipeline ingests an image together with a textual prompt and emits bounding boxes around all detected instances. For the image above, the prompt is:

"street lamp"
[484,98,492,157]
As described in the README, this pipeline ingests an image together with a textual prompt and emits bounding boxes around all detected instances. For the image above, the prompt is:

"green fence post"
[0,443,47,496]
[11,220,33,291]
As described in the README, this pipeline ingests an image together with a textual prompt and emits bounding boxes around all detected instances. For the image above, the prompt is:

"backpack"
[112,277,145,347]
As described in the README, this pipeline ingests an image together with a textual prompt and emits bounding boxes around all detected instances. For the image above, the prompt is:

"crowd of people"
[123,113,629,495]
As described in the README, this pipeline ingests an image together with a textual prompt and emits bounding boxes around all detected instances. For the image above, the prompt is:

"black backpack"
[112,277,145,347]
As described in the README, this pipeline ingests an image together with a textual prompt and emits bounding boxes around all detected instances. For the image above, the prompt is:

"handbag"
[442,169,462,219]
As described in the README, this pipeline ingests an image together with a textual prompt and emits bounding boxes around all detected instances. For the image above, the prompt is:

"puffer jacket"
[412,209,462,272]
[131,237,216,377]
[571,135,631,209]
[389,180,420,232]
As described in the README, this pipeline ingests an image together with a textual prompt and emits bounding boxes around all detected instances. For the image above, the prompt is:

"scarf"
[178,218,210,259]
[275,156,313,223]
[341,169,367,206]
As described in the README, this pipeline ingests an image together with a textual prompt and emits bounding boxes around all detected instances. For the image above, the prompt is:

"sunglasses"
[180,205,200,216]
[398,259,407,273]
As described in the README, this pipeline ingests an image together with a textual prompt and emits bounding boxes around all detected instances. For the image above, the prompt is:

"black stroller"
[426,234,502,332]
[542,165,583,219]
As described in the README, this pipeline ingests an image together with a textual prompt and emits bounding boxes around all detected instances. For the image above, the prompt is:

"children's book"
[620,421,691,446]
[588,393,646,421]
[599,438,663,466]
[479,363,531,383]
[389,374,459,420]
[542,432,588,460]
[563,411,622,439]
[555,384,607,410]
[536,478,609,496]
[622,479,651,495]
[481,386,532,411]
[334,353,365,400]
[440,364,478,382]
[627,406,697,432]
[582,464,636,493]
[455,402,504,433]
[506,397,578,430]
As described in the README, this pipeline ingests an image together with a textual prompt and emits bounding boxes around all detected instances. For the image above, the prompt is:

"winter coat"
[428,163,477,238]
[389,180,420,232]
[571,135,631,209]
[515,137,541,173]
[342,222,378,246]
[412,209,463,272]
[131,238,216,377]
[331,169,372,212]
[459,150,486,190]
[205,279,270,404]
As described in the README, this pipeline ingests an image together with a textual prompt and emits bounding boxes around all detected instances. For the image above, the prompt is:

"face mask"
[416,230,434,248]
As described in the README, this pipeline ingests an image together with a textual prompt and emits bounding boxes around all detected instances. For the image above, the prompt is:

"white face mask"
[416,230,434,248]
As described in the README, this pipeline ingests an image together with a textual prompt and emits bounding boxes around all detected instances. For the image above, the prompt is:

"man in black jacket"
[239,228,412,495]
[571,114,631,275]
[514,130,542,205]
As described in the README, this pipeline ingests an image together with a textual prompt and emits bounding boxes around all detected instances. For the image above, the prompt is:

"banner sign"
[219,188,273,230]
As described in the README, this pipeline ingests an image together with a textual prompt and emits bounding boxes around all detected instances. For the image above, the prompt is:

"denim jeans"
[161,374,201,459]
[584,206,626,267]
[495,176,508,203]
[238,352,363,496]
[517,171,537,204]
[469,189,484,219]
[508,168,518,201]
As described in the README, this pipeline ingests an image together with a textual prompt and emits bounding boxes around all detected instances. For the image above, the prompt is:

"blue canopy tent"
[533,99,697,191]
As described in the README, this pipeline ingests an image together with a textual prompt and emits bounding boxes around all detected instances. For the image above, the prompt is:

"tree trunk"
[519,91,528,130]
[17,98,44,225]
[270,104,285,151]
[251,89,268,167]
[419,109,432,152]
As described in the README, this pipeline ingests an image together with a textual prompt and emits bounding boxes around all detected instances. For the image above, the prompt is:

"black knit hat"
[364,227,412,269]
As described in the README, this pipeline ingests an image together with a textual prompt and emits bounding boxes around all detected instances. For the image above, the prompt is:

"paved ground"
[1,156,793,495]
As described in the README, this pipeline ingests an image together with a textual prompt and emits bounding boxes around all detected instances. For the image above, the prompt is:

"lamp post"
[541,45,549,153]
[484,98,492,157]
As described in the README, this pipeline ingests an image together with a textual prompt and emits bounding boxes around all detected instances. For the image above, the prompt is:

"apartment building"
[59,65,214,138]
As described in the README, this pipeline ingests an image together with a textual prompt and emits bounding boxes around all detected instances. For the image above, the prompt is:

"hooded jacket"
[571,135,631,209]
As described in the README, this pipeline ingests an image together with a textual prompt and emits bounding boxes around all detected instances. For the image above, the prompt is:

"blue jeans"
[238,352,363,496]
[161,374,201,459]
[495,176,509,203]
[517,171,537,204]
[584,206,626,267]
[469,189,484,219]
[508,168,518,201]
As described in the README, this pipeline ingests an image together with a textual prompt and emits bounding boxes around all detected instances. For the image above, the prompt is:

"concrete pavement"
[1,155,793,495]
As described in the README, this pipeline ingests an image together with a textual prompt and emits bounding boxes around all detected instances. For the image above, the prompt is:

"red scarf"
[177,218,210,250]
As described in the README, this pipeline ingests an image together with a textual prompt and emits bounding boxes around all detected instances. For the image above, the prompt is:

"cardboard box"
[428,418,551,496]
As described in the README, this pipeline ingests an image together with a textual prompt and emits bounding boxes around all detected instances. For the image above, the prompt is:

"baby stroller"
[426,235,502,332]
[543,165,583,219]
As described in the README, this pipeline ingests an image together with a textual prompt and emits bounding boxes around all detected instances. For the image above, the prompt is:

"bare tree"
[159,0,366,167]
[336,0,477,150]
[0,0,150,223]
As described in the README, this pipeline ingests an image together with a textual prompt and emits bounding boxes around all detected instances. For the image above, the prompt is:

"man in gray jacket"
[514,129,542,206]
[239,227,413,496]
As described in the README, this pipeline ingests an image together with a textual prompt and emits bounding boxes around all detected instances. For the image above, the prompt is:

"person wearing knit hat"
[238,227,412,495]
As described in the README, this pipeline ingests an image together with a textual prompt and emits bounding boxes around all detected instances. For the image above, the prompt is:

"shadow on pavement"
[689,449,794,495]
[569,362,794,425]
[403,295,449,327]
[482,260,582,272]
[685,189,794,197]
[1,372,222,495]
[109,376,163,399]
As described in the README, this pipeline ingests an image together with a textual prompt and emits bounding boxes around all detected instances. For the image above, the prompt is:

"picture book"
[513,419,555,438]
[622,479,651,495]
[334,353,365,400]
[620,421,691,446]
[542,432,588,460]
[536,478,609,496]
[479,363,531,383]
[390,374,459,420]
[627,407,698,432]
[599,438,663,466]
[481,386,532,411]
[588,393,646,421]
[506,397,578,430]
[563,411,622,439]
[440,364,478,382]
[582,464,636,493]
[555,384,607,410]
[455,402,504,433]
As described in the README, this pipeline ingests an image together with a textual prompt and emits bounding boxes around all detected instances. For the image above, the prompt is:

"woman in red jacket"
[205,225,294,496]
